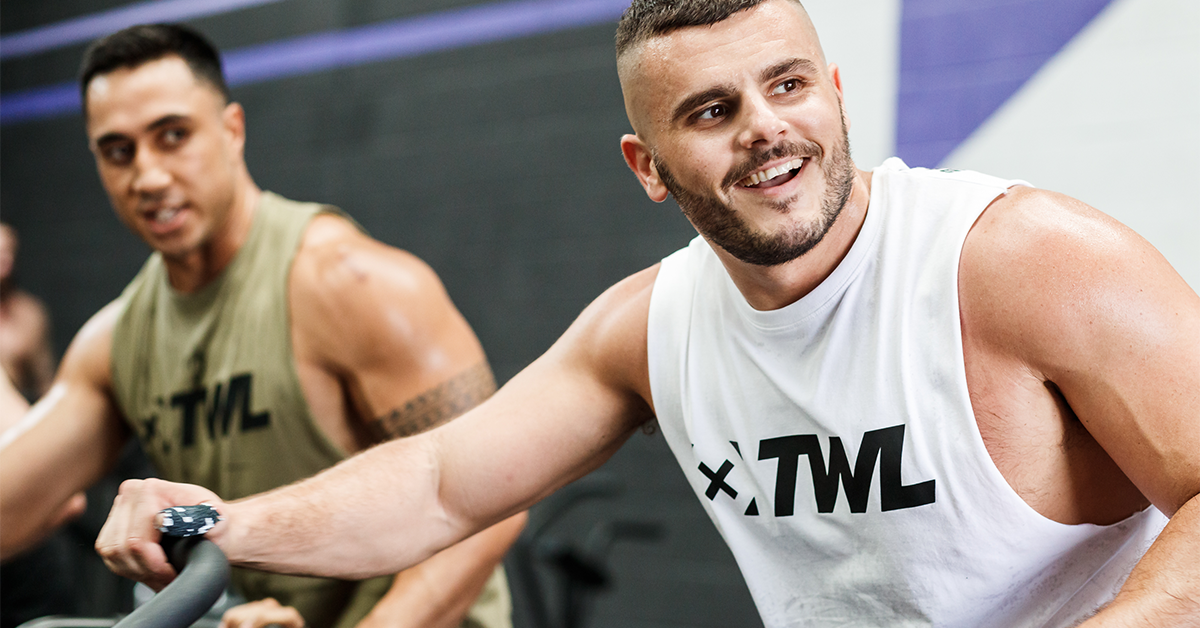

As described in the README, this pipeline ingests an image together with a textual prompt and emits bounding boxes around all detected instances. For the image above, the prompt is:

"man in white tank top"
[95,1,1200,626]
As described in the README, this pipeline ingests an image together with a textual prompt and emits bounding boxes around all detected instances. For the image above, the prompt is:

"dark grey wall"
[1,2,762,626]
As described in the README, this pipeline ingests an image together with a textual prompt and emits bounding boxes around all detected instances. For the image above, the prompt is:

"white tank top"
[647,158,1166,627]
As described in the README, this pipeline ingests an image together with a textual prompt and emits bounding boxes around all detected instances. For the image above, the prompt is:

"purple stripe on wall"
[896,0,1116,167]
[224,0,628,85]
[0,84,80,125]
[0,0,628,126]
[0,0,287,60]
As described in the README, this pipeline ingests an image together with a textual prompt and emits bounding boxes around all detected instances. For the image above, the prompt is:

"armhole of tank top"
[108,264,156,430]
[108,295,131,425]
[646,244,700,441]
[280,205,355,461]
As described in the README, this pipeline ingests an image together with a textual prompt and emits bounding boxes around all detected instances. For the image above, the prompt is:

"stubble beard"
[656,116,856,267]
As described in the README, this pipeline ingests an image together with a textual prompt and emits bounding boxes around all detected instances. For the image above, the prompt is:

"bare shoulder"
[290,215,450,343]
[960,186,1197,371]
[57,300,123,388]
[292,213,441,301]
[552,265,661,412]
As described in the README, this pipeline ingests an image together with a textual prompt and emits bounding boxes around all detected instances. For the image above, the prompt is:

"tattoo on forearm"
[370,362,497,440]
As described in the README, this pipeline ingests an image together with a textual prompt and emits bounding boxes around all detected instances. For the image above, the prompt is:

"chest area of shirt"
[132,362,277,459]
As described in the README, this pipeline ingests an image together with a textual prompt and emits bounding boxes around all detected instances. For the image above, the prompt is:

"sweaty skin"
[90,2,1200,625]
[0,54,525,628]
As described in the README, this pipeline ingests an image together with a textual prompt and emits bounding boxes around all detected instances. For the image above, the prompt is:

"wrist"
[211,499,250,566]
[1082,589,1195,628]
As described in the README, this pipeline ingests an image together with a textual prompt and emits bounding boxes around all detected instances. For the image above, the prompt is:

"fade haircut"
[79,23,230,109]
[615,0,799,58]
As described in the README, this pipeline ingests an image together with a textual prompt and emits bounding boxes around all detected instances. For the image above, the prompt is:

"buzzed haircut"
[79,23,230,107]
[616,0,798,57]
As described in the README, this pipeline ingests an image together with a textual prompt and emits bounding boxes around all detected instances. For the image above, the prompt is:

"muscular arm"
[97,265,657,587]
[353,368,524,628]
[280,215,534,626]
[960,188,1200,624]
[0,302,130,559]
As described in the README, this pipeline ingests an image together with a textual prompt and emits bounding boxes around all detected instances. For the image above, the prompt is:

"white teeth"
[154,208,180,224]
[741,158,805,187]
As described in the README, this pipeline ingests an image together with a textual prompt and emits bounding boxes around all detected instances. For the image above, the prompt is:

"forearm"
[358,512,526,628]
[1081,495,1200,626]
[220,431,489,579]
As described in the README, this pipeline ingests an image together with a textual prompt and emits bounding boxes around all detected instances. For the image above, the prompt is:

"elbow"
[0,492,87,562]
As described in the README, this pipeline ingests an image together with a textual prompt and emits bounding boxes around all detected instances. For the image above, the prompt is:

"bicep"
[431,270,657,527]
[292,232,493,440]
[966,189,1200,515]
[0,304,130,552]
[3,378,129,494]
[1049,250,1200,515]
[358,283,494,440]
[3,302,129,478]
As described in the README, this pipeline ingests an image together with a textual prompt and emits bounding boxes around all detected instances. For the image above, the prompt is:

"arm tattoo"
[369,362,497,440]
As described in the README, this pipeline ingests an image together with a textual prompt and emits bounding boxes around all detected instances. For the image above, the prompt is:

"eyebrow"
[671,85,736,124]
[147,114,190,132]
[94,114,191,148]
[669,58,822,124]
[94,132,130,148]
[760,57,820,83]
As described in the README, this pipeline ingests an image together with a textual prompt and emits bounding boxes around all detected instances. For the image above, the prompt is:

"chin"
[149,233,201,260]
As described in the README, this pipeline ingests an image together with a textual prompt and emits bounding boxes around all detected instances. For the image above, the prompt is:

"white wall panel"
[943,0,1199,289]
[805,0,903,170]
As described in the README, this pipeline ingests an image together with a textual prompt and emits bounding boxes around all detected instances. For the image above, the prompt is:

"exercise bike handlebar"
[111,536,230,628]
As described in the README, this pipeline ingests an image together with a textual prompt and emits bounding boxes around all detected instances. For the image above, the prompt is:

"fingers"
[95,477,223,591]
[219,598,306,628]
[96,478,175,590]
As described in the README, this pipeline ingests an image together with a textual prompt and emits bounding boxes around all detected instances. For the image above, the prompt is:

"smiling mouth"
[738,158,806,189]
[146,206,182,224]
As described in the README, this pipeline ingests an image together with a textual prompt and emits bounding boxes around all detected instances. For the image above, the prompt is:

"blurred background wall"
[1,0,1196,625]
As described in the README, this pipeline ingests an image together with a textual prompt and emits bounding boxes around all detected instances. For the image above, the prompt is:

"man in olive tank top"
[0,24,523,628]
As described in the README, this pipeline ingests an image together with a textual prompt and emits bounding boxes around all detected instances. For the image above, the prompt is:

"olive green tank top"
[110,192,511,628]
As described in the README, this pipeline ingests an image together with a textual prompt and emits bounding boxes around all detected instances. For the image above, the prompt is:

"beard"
[655,115,856,267]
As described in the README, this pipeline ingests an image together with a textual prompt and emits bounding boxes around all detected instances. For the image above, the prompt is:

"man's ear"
[223,101,247,156]
[620,134,669,203]
[828,63,851,131]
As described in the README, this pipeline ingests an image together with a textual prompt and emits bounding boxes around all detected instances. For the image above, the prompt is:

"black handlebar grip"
[111,537,231,628]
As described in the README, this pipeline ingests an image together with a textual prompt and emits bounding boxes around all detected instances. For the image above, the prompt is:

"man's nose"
[131,149,171,195]
[737,93,787,149]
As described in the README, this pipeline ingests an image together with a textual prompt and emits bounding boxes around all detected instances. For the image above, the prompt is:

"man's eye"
[103,144,134,164]
[161,128,188,146]
[772,79,801,95]
[697,104,728,121]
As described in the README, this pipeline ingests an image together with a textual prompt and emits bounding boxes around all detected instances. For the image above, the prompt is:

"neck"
[164,177,261,294]
[716,168,873,311]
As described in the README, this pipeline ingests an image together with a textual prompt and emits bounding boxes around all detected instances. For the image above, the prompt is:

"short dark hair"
[79,23,230,108]
[616,0,793,57]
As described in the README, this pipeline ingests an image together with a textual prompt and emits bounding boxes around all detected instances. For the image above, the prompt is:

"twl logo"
[699,424,936,516]
[167,373,271,447]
